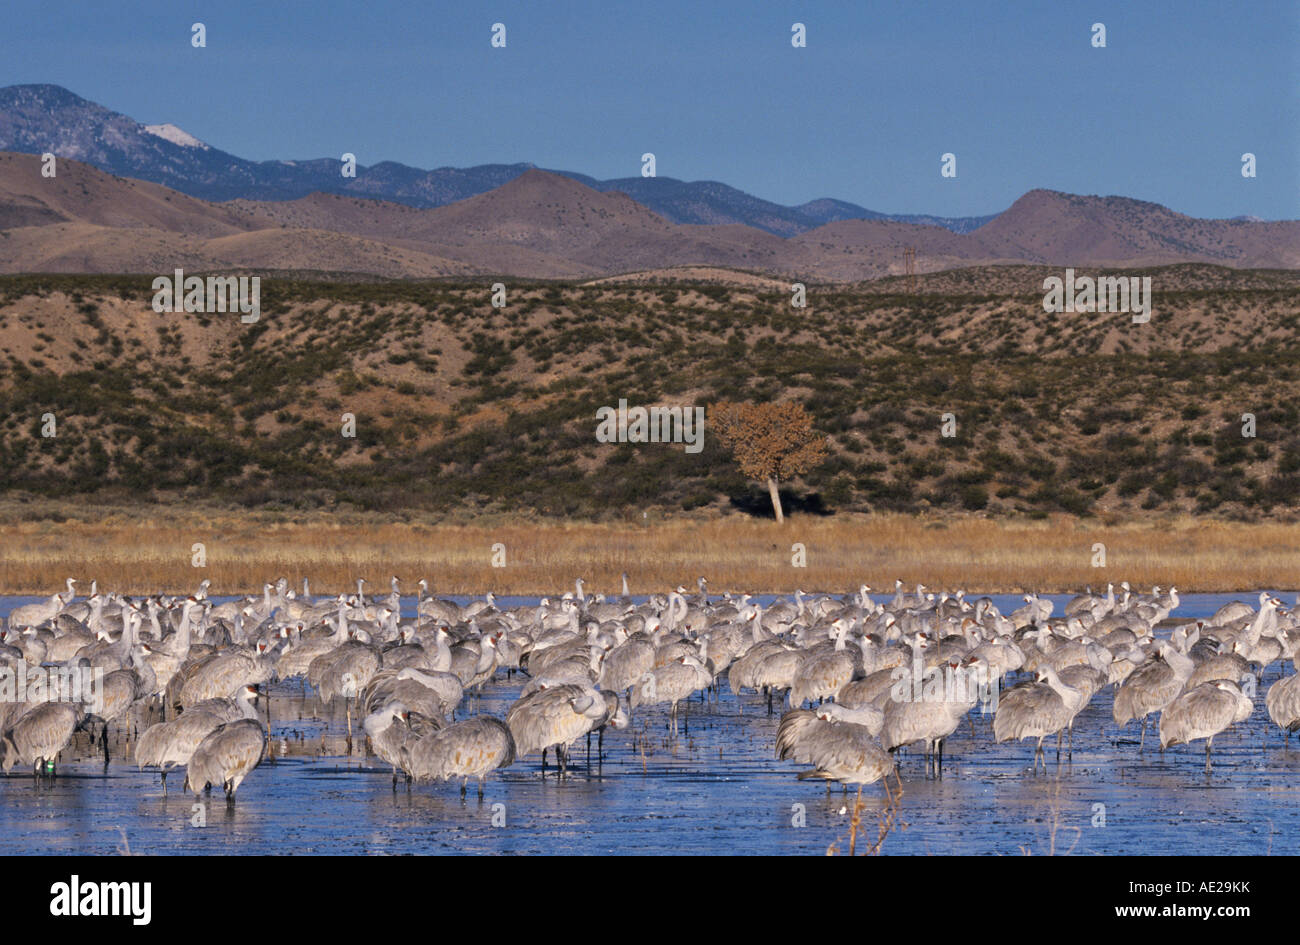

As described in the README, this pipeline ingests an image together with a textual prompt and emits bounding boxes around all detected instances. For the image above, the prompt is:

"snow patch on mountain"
[143,123,208,149]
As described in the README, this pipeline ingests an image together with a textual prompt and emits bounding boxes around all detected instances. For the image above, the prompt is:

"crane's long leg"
[1139,718,1146,752]
[345,700,353,756]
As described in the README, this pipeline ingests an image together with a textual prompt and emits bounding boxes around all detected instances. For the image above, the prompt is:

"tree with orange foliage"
[710,401,828,523]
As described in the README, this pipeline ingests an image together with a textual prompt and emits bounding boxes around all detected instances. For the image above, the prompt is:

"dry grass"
[0,502,1297,595]
[827,776,906,856]
[1018,775,1082,856]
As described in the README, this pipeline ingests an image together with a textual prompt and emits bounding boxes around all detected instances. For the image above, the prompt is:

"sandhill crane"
[136,685,259,791]
[177,643,276,708]
[727,639,788,701]
[752,648,802,714]
[1212,599,1256,624]
[399,716,515,798]
[277,609,350,680]
[1159,679,1253,771]
[1186,644,1252,690]
[447,632,499,692]
[993,666,1082,771]
[776,707,897,798]
[816,702,884,733]
[789,630,856,709]
[0,702,80,777]
[836,667,906,712]
[1234,596,1285,672]
[1113,641,1195,750]
[310,638,382,751]
[362,700,442,789]
[141,598,200,695]
[184,718,267,803]
[363,668,461,721]
[507,683,610,778]
[630,655,712,735]
[6,579,75,629]
[880,658,982,775]
[777,708,832,764]
[84,668,141,764]
[598,638,655,711]
[1266,667,1300,742]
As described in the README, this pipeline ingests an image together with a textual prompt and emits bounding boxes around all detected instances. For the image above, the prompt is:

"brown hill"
[790,218,1001,281]
[239,169,797,277]
[972,189,1300,268]
[0,153,1296,279]
[0,151,249,236]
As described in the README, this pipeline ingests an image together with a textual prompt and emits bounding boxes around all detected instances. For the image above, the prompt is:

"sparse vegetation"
[1,268,1299,522]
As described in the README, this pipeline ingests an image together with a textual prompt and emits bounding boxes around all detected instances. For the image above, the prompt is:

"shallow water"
[1,592,1297,855]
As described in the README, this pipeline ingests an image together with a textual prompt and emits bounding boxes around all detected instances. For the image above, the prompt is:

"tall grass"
[0,504,1296,595]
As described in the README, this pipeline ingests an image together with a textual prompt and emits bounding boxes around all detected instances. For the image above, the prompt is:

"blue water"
[1,592,1297,855]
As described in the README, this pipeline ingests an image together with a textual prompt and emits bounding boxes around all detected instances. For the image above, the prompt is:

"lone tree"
[711,401,828,523]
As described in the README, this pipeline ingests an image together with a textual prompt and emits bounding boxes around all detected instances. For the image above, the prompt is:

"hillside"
[2,152,1297,281]
[1,268,1299,521]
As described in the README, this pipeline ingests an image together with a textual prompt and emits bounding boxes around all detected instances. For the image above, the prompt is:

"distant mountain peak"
[142,123,208,149]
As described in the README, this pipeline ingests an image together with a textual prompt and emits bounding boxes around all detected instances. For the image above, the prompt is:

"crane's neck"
[237,690,259,720]
[1163,644,1195,680]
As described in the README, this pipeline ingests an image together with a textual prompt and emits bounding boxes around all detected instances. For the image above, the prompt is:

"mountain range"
[0,84,1297,281]
[0,83,996,235]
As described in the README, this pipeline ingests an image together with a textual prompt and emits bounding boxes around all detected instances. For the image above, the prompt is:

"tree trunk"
[766,476,784,523]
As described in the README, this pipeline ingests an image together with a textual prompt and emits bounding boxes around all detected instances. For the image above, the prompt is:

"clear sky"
[4,0,1297,219]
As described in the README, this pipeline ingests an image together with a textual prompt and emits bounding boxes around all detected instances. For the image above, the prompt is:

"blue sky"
[4,0,1297,219]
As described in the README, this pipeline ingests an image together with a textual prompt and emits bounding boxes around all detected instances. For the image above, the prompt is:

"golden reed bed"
[0,505,1296,596]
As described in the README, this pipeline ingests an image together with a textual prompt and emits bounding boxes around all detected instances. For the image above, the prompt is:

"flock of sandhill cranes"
[2,576,1299,804]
